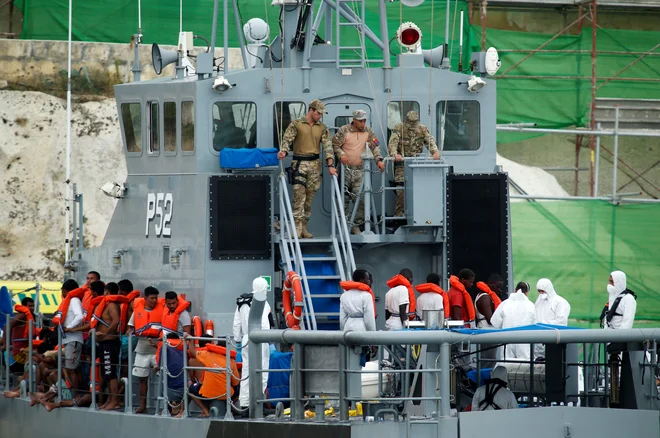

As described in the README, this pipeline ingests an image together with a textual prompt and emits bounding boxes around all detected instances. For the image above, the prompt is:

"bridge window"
[121,103,142,153]
[212,101,257,151]
[436,101,480,151]
[273,102,306,147]
[386,101,420,142]
[148,101,160,154]
[164,101,177,154]
[181,101,195,153]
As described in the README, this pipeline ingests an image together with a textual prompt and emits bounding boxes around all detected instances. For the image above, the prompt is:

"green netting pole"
[587,201,598,329]
[609,203,616,272]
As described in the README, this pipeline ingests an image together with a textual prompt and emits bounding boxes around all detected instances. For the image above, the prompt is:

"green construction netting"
[14,0,660,144]
[471,26,660,143]
[511,200,660,328]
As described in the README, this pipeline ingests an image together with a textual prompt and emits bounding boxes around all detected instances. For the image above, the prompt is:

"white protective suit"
[232,277,272,408]
[340,288,376,332]
[471,365,518,411]
[491,289,536,359]
[534,278,571,358]
[604,270,636,330]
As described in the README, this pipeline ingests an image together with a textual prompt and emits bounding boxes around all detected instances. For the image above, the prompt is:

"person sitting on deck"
[471,365,518,411]
[185,334,239,418]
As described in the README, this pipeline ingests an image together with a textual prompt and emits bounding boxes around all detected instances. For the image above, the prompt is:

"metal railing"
[278,175,317,330]
[330,174,356,277]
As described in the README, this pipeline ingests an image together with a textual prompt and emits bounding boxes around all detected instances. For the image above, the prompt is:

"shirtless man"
[89,281,121,411]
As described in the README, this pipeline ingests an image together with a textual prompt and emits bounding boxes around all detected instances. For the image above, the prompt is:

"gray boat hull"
[1,395,658,438]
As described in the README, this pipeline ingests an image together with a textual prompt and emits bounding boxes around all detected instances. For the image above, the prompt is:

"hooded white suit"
[604,270,636,330]
[232,277,272,408]
[534,278,571,359]
[491,289,536,359]
[471,365,518,411]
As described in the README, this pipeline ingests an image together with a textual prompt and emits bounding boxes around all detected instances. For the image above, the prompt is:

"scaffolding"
[471,0,660,200]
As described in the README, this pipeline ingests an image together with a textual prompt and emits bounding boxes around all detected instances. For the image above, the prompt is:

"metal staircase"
[335,0,367,69]
[277,175,356,330]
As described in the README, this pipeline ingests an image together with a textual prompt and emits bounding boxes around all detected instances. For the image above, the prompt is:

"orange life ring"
[192,315,203,346]
[282,271,304,330]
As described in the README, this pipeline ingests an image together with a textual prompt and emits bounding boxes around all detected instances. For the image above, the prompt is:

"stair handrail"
[278,175,317,330]
[331,174,357,275]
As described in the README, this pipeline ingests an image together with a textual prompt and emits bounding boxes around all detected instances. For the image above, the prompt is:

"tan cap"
[406,110,419,122]
[309,99,327,113]
[352,109,367,121]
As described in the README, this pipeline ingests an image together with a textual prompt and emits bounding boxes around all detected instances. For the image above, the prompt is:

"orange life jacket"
[132,297,165,337]
[120,290,140,333]
[415,283,451,318]
[206,342,238,360]
[449,276,477,322]
[82,289,94,323]
[13,305,34,342]
[386,274,417,320]
[475,282,502,310]
[90,295,125,330]
[340,281,377,318]
[52,287,87,326]
[161,297,191,335]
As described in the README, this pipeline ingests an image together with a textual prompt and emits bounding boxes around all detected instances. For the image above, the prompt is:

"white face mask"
[607,284,618,295]
[539,293,549,300]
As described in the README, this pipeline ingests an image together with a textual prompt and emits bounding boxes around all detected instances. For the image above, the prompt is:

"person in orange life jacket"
[340,269,377,332]
[127,286,163,414]
[475,274,504,361]
[8,296,35,371]
[163,291,192,336]
[57,279,84,392]
[385,268,414,330]
[117,279,138,372]
[415,273,449,320]
[185,334,240,418]
[340,269,377,367]
[82,271,101,321]
[449,269,475,323]
[89,281,121,411]
[3,327,56,398]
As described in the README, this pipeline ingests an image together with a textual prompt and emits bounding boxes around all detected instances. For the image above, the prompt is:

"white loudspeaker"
[422,45,445,68]
[152,44,179,75]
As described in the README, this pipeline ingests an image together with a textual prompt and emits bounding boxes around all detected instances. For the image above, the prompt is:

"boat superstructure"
[1,0,659,436]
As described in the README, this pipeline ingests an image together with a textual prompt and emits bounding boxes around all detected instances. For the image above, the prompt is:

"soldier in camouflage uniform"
[277,99,336,238]
[332,109,385,234]
[387,110,440,218]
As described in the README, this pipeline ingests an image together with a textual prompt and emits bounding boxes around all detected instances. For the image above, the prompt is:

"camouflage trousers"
[291,159,322,221]
[394,165,405,218]
[343,166,365,226]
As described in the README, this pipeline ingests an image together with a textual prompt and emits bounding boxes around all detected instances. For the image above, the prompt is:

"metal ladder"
[278,175,356,329]
[335,0,367,69]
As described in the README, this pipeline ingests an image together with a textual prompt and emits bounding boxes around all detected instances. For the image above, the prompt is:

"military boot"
[301,220,314,238]
[294,219,303,238]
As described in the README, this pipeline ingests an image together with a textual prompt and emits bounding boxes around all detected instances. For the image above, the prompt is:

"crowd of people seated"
[1,271,287,418]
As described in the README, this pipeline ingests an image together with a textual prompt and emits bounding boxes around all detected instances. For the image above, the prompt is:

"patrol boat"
[1,0,659,437]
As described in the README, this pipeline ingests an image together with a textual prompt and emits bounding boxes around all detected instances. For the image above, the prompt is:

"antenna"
[458,10,464,71]
[179,0,182,34]
[132,0,143,81]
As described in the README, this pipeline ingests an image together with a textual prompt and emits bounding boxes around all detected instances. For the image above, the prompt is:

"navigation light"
[396,22,422,53]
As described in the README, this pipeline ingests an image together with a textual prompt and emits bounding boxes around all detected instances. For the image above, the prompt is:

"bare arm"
[398,304,408,327]
[476,296,494,325]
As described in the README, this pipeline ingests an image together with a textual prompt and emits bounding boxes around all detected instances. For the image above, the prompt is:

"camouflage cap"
[352,109,367,121]
[309,99,327,113]
[406,110,420,122]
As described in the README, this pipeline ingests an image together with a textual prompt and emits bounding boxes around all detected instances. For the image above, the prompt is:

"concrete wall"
[0,39,244,83]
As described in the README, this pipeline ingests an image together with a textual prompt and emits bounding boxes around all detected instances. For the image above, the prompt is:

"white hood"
[491,365,509,384]
[509,290,529,302]
[252,277,269,301]
[536,278,557,300]
[608,270,627,302]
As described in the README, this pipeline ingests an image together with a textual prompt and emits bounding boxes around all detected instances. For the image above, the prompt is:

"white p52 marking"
[146,193,173,237]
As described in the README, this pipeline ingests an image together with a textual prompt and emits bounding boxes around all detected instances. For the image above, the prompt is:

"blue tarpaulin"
[219,147,279,169]
[0,286,14,328]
